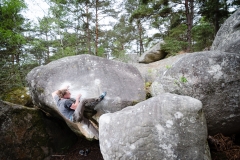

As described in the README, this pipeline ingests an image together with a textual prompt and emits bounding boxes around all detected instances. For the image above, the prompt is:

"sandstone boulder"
[114,54,139,64]
[26,54,145,139]
[99,93,210,160]
[138,42,167,63]
[211,8,240,53]
[134,54,186,83]
[150,51,240,135]
[0,101,77,160]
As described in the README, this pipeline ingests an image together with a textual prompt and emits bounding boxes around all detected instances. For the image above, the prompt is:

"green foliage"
[161,24,188,55]
[145,81,152,99]
[180,76,188,83]
[49,47,76,61]
[129,5,153,22]
[145,82,152,88]
[192,17,215,51]
[114,50,128,62]
[126,0,148,55]
[97,46,105,57]
[165,65,171,69]
[103,15,137,57]
[0,0,28,98]
[147,69,153,73]
[0,0,26,50]
[198,0,232,34]
[161,38,188,56]
[46,0,118,57]
[2,87,32,106]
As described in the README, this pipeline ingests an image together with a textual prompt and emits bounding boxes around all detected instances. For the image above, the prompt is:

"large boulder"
[114,54,139,64]
[150,51,240,135]
[26,54,146,139]
[211,8,240,53]
[138,42,167,63]
[0,100,77,160]
[99,93,210,160]
[134,54,186,83]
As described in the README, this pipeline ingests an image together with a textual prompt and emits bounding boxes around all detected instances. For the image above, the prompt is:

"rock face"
[150,51,240,135]
[138,42,167,63]
[26,54,145,139]
[134,54,186,83]
[0,101,77,160]
[211,8,240,53]
[99,93,210,160]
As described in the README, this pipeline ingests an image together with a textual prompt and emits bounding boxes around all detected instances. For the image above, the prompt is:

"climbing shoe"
[79,150,84,155]
[99,92,107,101]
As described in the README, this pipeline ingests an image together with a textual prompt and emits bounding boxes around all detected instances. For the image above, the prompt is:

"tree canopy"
[0,0,28,98]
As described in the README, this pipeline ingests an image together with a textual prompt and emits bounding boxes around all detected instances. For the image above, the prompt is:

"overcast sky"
[22,0,49,23]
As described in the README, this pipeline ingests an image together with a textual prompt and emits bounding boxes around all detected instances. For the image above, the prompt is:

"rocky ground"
[50,138,103,160]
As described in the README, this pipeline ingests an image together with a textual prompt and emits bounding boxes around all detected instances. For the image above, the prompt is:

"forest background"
[1,0,240,100]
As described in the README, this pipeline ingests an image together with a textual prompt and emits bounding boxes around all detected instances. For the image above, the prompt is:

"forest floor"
[50,138,103,160]
[208,133,240,160]
[50,133,240,160]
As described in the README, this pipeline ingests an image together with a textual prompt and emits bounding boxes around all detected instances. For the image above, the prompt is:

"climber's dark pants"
[72,98,101,137]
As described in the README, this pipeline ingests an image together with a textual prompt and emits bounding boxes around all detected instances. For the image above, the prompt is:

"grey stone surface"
[26,54,146,139]
[114,54,140,64]
[0,101,77,160]
[150,51,240,135]
[99,93,210,160]
[133,54,186,83]
[211,8,240,53]
[139,42,167,63]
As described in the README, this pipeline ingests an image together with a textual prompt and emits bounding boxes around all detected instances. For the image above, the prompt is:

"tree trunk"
[45,32,50,63]
[214,0,220,35]
[185,0,194,52]
[137,19,144,56]
[75,2,79,55]
[58,26,64,56]
[95,0,99,56]
[86,2,92,55]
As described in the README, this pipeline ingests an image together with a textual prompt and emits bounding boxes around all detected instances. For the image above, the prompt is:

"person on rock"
[51,86,106,123]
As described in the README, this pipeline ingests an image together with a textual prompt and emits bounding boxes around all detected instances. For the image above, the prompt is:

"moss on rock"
[2,87,33,107]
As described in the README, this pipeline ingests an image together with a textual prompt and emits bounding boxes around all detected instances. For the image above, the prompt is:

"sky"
[22,0,50,23]
[22,0,155,32]
[22,0,117,27]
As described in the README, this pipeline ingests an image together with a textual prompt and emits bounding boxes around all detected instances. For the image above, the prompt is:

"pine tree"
[126,0,150,56]
[90,0,118,56]
[198,0,230,35]
[46,0,118,57]
[0,0,27,98]
[104,15,136,58]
